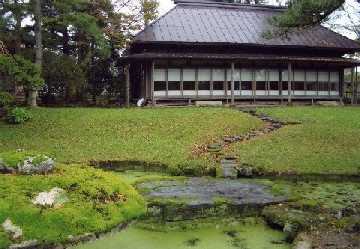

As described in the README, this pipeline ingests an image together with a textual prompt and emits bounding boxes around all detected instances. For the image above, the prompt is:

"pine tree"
[264,0,346,38]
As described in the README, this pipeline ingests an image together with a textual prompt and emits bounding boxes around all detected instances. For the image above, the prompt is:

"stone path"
[208,109,300,179]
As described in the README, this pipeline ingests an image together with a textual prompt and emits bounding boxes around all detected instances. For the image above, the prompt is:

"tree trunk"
[62,27,70,55]
[30,0,42,108]
[14,18,21,55]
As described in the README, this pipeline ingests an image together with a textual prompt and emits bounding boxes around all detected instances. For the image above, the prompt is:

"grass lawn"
[228,106,360,174]
[0,107,262,172]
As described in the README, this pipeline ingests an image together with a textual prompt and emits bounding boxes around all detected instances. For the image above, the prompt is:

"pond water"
[71,222,290,249]
[70,169,291,249]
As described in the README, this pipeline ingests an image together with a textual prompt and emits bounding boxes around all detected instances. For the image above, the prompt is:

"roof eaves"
[123,52,360,65]
[131,40,360,52]
[174,0,286,12]
[318,25,360,49]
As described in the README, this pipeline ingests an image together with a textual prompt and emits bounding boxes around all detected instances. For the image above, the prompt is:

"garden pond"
[70,169,360,249]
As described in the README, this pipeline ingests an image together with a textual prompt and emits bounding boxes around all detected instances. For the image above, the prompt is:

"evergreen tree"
[264,0,346,38]
[1,0,160,106]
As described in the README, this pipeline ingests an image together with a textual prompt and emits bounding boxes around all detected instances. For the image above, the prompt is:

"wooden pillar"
[151,61,156,106]
[231,61,235,105]
[125,63,130,108]
[287,62,292,104]
[339,69,344,105]
[355,67,358,105]
[352,67,355,104]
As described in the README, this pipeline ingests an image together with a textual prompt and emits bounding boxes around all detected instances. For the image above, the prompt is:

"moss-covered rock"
[0,151,54,175]
[262,205,311,242]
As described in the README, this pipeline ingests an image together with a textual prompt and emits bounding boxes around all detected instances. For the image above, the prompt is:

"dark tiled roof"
[133,1,360,50]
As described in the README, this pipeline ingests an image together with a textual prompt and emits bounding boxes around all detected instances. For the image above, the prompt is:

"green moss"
[212,197,230,205]
[215,166,224,178]
[289,199,322,212]
[270,184,287,197]
[0,164,146,248]
[0,232,10,249]
[31,155,48,165]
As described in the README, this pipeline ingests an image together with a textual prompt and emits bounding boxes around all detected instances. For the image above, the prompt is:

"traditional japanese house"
[123,0,360,105]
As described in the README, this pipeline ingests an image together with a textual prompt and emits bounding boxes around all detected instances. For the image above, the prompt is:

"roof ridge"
[174,0,286,11]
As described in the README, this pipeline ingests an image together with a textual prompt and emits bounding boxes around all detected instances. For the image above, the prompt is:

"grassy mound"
[0,164,146,248]
[228,107,360,174]
[0,108,262,172]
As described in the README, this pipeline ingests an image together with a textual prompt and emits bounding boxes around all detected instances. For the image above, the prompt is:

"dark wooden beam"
[231,62,235,105]
[125,64,130,108]
[351,67,355,105]
[288,62,292,104]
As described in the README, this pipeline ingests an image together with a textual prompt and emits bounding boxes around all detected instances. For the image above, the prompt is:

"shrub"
[5,107,32,124]
[0,92,16,109]
[0,92,16,119]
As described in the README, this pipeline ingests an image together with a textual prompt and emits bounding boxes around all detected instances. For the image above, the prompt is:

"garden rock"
[346,215,360,233]
[2,219,23,239]
[0,155,55,175]
[262,206,310,241]
[32,187,68,207]
[346,222,360,233]
[237,164,253,178]
[140,178,287,221]
[220,158,238,179]
[18,156,54,175]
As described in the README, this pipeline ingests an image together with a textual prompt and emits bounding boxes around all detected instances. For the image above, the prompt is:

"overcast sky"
[158,0,176,15]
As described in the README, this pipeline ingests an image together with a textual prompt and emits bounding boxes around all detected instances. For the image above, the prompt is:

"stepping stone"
[265,126,275,131]
[253,131,264,136]
[220,158,238,179]
[262,128,271,133]
[208,144,222,150]
[248,132,259,137]
[224,137,236,143]
[207,144,222,153]
[233,136,244,141]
